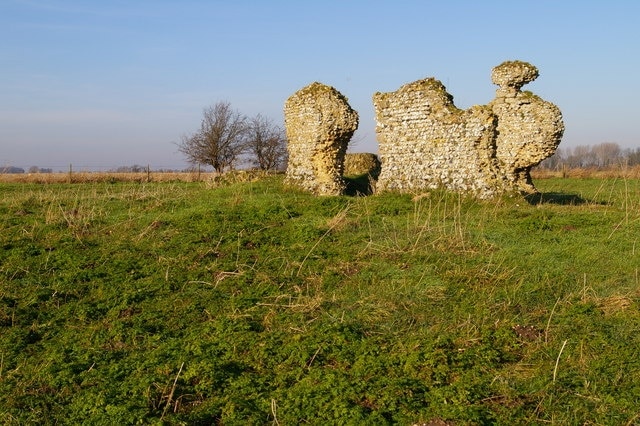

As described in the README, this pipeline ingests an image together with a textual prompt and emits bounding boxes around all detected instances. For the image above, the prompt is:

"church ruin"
[284,61,564,198]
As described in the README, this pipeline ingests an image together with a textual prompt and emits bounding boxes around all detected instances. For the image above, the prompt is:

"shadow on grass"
[342,178,609,206]
[524,192,606,205]
[344,174,376,196]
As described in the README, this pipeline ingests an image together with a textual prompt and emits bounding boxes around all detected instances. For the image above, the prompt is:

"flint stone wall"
[343,153,382,178]
[373,79,507,198]
[284,82,359,195]
[374,60,564,197]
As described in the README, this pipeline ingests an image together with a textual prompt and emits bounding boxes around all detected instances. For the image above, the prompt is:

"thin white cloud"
[0,109,136,125]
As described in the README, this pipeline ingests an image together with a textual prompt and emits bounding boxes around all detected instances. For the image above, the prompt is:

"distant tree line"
[177,101,288,172]
[0,166,53,174]
[1,165,189,174]
[0,166,25,174]
[538,142,640,170]
[108,165,182,173]
[112,165,148,173]
[29,166,53,173]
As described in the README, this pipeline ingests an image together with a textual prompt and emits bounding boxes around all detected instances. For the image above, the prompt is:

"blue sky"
[1,0,639,170]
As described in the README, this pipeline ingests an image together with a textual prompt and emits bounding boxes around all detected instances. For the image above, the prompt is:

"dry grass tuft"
[0,171,206,184]
[0,170,283,184]
[531,165,640,179]
[598,295,634,316]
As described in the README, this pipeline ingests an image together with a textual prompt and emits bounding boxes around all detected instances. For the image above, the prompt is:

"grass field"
[1,174,639,424]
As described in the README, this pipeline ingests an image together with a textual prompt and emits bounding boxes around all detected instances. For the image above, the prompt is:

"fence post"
[147,164,151,182]
[68,164,72,183]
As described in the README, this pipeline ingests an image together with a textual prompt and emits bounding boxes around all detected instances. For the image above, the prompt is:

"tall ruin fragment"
[283,82,359,196]
[489,61,565,192]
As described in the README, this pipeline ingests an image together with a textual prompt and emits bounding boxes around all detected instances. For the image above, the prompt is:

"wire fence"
[0,163,195,174]
[0,163,285,184]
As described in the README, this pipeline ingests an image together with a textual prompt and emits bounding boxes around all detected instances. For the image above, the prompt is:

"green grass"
[1,176,639,425]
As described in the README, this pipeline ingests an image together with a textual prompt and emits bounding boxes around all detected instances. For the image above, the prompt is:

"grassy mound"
[1,176,639,424]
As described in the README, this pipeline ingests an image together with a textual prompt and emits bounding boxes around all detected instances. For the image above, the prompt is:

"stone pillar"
[489,61,565,193]
[284,82,359,195]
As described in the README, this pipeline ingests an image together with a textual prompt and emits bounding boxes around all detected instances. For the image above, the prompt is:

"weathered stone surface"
[373,61,564,197]
[489,61,565,192]
[490,60,539,90]
[284,82,359,195]
[373,78,507,198]
[343,153,381,178]
[283,61,562,198]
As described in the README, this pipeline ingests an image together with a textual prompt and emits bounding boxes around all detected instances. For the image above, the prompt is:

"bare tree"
[178,101,248,172]
[625,147,640,166]
[538,142,635,170]
[538,148,564,170]
[246,114,288,171]
[566,145,593,168]
[592,142,621,167]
